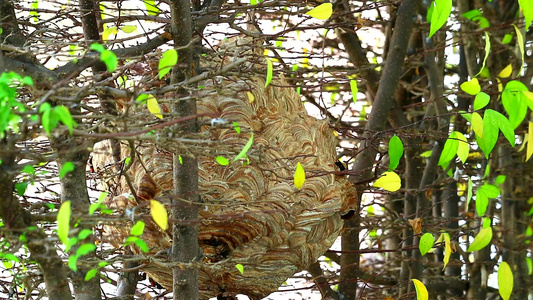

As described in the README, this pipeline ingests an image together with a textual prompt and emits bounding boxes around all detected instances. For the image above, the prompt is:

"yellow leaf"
[513,25,524,75]
[523,91,533,101]
[496,78,503,93]
[150,200,168,230]
[411,279,429,300]
[471,112,484,138]
[120,25,137,33]
[457,182,466,196]
[246,91,255,103]
[102,27,119,41]
[456,131,469,164]
[443,233,452,270]
[498,261,513,300]
[373,171,401,192]
[460,78,481,95]
[527,122,533,161]
[305,3,333,20]
[294,162,306,189]
[146,95,163,119]
[498,64,513,78]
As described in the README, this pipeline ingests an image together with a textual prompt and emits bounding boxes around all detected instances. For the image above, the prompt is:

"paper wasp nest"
[93,38,357,299]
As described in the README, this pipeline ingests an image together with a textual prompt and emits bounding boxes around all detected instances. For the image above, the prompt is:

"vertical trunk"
[54,141,102,300]
[443,182,462,296]
[0,144,73,300]
[499,145,528,299]
[340,0,421,298]
[169,1,200,299]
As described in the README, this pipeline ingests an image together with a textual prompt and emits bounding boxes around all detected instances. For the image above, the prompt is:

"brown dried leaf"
[408,218,423,235]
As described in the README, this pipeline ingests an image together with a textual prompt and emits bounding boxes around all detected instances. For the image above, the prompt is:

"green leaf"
[65,237,78,252]
[466,178,473,208]
[233,133,254,162]
[101,50,117,72]
[235,263,244,274]
[130,221,145,236]
[373,171,401,192]
[487,109,515,147]
[467,220,492,252]
[495,175,506,185]
[475,32,491,77]
[519,0,533,30]
[412,279,429,300]
[85,269,98,281]
[419,233,434,256]
[15,182,28,196]
[78,229,93,240]
[22,165,35,175]
[158,49,178,79]
[460,78,481,95]
[59,161,75,179]
[473,92,490,110]
[233,122,241,134]
[350,79,358,104]
[68,255,79,271]
[30,0,39,23]
[475,184,499,216]
[476,190,489,216]
[216,156,229,165]
[57,201,71,246]
[76,243,96,257]
[460,111,472,122]
[54,105,77,134]
[462,9,482,20]
[388,135,404,171]
[498,261,513,300]
[41,104,59,136]
[439,131,459,166]
[482,217,491,229]
[136,94,149,103]
[144,0,160,16]
[429,0,452,38]
[265,58,273,88]
[476,110,499,157]
[502,33,513,44]
[134,239,149,253]
[294,162,306,189]
[502,87,527,130]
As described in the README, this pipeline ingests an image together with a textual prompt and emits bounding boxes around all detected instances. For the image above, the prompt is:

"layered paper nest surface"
[93,40,356,299]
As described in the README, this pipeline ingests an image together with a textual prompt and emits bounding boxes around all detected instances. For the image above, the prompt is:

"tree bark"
[340,0,421,298]
[0,142,73,300]
[169,1,200,299]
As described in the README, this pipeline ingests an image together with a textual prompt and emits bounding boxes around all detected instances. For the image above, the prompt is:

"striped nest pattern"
[93,44,357,299]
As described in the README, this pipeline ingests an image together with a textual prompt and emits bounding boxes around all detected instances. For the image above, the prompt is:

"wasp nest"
[93,38,357,299]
